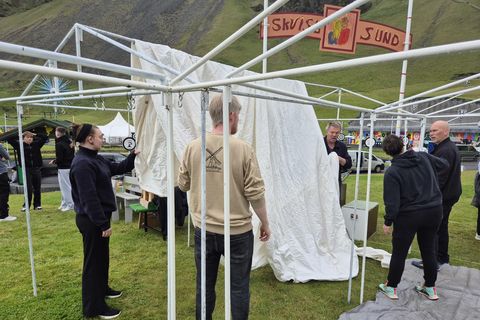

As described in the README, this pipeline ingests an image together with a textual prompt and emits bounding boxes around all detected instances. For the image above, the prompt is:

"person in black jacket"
[323,121,352,186]
[412,121,462,270]
[51,127,75,211]
[11,130,49,211]
[378,134,448,301]
[70,123,136,319]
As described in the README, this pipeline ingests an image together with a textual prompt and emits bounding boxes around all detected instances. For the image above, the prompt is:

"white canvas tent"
[98,112,134,144]
[132,40,359,282]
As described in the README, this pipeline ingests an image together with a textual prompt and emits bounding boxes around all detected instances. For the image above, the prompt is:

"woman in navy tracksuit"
[70,123,136,319]
[379,134,448,301]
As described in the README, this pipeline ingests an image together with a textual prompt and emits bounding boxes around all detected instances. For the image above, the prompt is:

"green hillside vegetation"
[0,0,478,126]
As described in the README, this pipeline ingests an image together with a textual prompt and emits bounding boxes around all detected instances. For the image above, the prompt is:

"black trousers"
[76,214,110,317]
[153,187,188,237]
[387,205,442,288]
[477,208,480,235]
[24,167,42,208]
[0,172,10,218]
[435,203,454,264]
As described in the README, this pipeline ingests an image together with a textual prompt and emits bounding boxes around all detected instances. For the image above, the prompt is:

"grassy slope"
[0,171,479,319]
[194,0,480,125]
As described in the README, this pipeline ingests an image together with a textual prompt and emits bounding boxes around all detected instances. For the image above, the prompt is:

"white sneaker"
[21,207,26,212]
[61,207,73,212]
[475,234,480,241]
[0,216,17,222]
[58,205,64,210]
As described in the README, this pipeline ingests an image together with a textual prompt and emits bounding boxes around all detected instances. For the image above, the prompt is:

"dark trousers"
[477,208,480,235]
[154,187,188,237]
[76,214,110,317]
[195,228,254,320]
[387,205,442,288]
[0,173,10,218]
[24,167,42,208]
[435,203,453,264]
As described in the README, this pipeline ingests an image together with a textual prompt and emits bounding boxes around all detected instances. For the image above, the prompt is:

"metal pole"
[75,26,84,94]
[360,113,376,304]
[0,59,169,92]
[419,117,426,150]
[336,89,342,120]
[165,92,176,320]
[376,73,480,112]
[18,89,158,105]
[347,112,364,303]
[170,0,289,85]
[0,86,131,104]
[51,60,59,117]
[227,0,370,78]
[262,0,269,74]
[223,87,232,320]
[16,103,38,296]
[200,90,209,320]
[395,0,414,135]
[0,41,166,82]
[172,40,480,93]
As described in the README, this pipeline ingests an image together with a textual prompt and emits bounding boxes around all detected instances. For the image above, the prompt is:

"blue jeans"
[194,228,253,320]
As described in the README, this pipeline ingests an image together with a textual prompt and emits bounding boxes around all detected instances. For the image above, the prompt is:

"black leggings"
[387,205,442,288]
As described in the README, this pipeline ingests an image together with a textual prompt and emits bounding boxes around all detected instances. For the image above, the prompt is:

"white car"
[348,150,385,173]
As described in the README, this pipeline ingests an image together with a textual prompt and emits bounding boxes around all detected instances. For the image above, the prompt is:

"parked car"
[348,150,385,173]
[99,152,127,164]
[456,144,480,162]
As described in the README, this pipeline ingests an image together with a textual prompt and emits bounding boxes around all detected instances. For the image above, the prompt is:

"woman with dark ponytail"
[70,123,136,319]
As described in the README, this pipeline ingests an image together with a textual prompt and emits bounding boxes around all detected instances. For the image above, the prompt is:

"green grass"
[1,170,479,319]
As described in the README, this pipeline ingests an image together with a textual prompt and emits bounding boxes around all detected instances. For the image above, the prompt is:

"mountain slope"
[0,0,478,105]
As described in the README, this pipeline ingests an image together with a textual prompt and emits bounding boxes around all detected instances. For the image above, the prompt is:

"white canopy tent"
[0,0,478,318]
[98,112,134,144]
[131,40,358,282]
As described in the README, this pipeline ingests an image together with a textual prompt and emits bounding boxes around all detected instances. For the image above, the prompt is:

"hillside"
[0,0,479,124]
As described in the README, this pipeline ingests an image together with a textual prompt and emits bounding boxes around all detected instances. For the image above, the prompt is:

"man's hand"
[49,159,56,165]
[259,224,271,242]
[338,156,347,166]
[383,224,392,235]
[102,228,112,238]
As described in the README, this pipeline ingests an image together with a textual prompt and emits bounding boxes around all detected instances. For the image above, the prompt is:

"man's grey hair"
[326,121,342,131]
[209,94,242,126]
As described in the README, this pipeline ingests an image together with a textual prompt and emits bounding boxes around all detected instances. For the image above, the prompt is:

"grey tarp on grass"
[339,259,480,320]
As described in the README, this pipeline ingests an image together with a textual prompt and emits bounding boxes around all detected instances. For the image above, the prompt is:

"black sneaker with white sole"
[106,288,122,299]
[98,307,121,319]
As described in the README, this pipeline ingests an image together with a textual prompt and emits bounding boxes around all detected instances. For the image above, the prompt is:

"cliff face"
[0,0,52,17]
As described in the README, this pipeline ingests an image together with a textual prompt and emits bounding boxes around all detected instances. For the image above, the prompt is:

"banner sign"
[320,5,360,54]
[260,5,411,54]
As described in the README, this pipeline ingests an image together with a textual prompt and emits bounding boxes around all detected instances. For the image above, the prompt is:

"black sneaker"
[34,206,42,211]
[106,288,122,299]
[98,307,121,319]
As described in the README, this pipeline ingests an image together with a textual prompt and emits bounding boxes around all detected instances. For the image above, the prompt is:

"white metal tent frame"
[0,0,478,318]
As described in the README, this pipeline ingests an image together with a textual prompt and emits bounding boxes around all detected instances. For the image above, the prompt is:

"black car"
[99,152,127,164]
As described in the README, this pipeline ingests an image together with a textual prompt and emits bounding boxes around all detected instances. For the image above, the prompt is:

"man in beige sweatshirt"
[178,94,271,320]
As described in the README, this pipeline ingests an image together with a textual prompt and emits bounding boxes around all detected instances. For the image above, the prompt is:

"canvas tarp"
[130,40,358,282]
[339,259,480,320]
